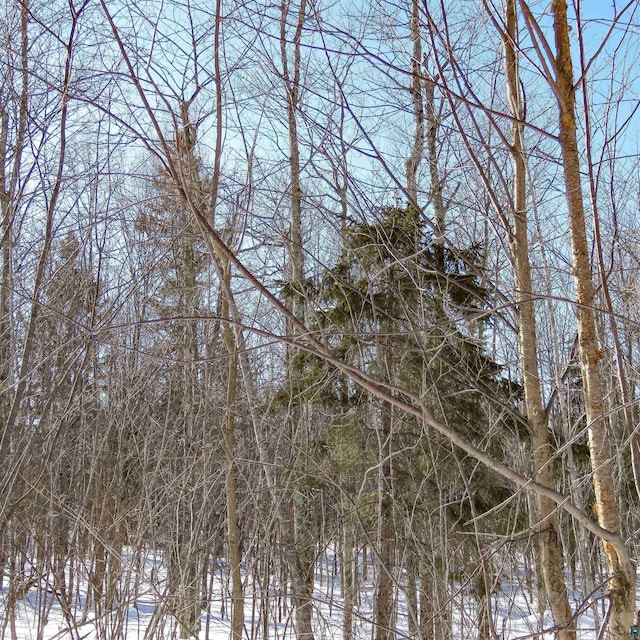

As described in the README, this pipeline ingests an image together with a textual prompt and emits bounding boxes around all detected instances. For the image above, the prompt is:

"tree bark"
[221,257,245,640]
[405,549,419,638]
[342,507,355,640]
[0,103,12,469]
[374,400,394,640]
[551,2,635,637]
[503,3,574,638]
[405,0,424,209]
[281,2,314,639]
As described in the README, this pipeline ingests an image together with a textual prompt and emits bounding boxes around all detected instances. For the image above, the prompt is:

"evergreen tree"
[312,205,520,638]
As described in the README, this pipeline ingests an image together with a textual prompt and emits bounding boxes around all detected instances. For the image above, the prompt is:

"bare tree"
[550,2,635,636]
[503,2,574,637]
[2,2,640,639]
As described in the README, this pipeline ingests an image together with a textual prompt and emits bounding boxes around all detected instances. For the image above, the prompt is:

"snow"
[0,547,609,640]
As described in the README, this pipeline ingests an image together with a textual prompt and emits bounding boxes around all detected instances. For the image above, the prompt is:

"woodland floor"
[0,547,611,640]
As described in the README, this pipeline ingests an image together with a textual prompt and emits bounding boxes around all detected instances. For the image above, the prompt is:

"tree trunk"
[374,400,394,640]
[342,509,355,640]
[221,258,245,640]
[0,104,12,476]
[405,549,419,638]
[503,3,575,638]
[552,2,636,637]
[280,2,314,639]
[405,0,423,209]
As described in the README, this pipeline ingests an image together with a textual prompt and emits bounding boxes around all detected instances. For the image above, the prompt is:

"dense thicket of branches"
[1,1,640,639]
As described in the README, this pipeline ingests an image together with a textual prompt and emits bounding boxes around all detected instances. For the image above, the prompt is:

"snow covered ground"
[0,547,607,639]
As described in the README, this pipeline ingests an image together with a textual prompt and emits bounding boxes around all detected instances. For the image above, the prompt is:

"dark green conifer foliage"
[317,205,508,425]
[274,204,521,501]
[272,204,524,638]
